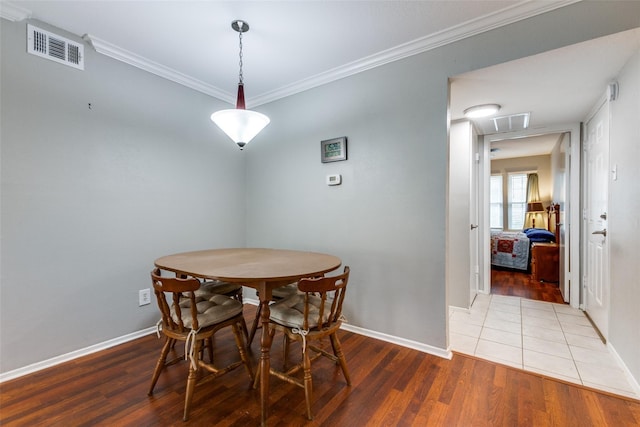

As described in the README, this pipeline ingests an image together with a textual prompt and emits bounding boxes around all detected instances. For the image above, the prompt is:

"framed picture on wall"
[321,137,348,163]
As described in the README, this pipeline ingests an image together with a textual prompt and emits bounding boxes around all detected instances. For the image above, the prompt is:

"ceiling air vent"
[492,112,530,133]
[27,24,84,70]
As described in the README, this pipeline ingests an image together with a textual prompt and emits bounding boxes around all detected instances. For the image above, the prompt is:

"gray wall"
[245,58,447,343]
[609,50,640,385]
[2,1,640,381]
[1,20,246,372]
[244,2,640,351]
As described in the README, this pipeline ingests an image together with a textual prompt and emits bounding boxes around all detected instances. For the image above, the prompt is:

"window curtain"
[525,173,545,229]
[526,173,540,203]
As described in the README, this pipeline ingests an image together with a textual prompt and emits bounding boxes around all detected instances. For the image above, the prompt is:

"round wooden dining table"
[154,248,342,425]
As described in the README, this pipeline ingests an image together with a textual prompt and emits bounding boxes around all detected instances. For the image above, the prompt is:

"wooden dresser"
[531,242,559,283]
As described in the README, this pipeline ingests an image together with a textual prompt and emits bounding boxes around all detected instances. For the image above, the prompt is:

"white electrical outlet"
[139,288,151,306]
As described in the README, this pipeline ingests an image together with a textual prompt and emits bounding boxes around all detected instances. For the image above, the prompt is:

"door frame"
[470,123,480,306]
[479,123,581,308]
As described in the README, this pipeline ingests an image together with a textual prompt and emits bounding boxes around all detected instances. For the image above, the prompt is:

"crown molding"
[0,2,32,22]
[79,1,579,106]
[250,0,581,106]
[83,34,235,105]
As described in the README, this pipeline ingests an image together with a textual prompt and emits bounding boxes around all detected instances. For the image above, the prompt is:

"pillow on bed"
[523,228,556,242]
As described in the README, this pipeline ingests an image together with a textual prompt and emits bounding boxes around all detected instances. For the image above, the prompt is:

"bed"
[490,204,560,271]
[490,230,531,270]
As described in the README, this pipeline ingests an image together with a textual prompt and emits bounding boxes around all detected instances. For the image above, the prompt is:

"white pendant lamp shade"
[212,20,269,150]
[211,108,270,149]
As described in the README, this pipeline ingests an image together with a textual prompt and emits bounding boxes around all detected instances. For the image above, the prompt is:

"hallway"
[450,293,639,400]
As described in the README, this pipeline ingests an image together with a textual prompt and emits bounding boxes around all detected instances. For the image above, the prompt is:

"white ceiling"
[2,1,639,159]
[5,0,575,104]
[450,27,640,159]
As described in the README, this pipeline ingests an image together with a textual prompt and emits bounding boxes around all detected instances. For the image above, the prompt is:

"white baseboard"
[449,305,471,314]
[607,341,640,398]
[340,323,452,360]
[246,297,451,359]
[1,300,454,383]
[0,327,157,383]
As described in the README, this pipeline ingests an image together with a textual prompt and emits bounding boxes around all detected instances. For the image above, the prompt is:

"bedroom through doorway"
[487,134,568,305]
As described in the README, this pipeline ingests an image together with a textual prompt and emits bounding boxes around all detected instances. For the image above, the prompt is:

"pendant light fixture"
[211,20,270,150]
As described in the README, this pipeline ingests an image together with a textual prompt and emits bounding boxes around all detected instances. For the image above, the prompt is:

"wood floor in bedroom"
[490,266,564,304]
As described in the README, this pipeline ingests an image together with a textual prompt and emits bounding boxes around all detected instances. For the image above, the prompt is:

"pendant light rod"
[233,20,247,110]
[236,84,245,109]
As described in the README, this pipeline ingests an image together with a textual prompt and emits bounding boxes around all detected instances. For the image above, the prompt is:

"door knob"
[592,229,607,237]
[470,224,479,230]
[600,213,607,220]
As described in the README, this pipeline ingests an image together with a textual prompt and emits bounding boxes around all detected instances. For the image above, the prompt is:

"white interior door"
[448,120,472,309]
[584,98,610,340]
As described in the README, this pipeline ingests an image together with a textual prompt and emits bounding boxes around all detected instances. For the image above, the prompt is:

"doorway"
[447,28,640,400]
[484,130,571,305]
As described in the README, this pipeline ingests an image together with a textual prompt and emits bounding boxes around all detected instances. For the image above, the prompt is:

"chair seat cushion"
[269,294,329,329]
[272,282,299,299]
[172,294,242,329]
[197,280,241,297]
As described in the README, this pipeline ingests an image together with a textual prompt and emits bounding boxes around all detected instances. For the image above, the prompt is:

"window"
[508,172,528,229]
[489,175,503,228]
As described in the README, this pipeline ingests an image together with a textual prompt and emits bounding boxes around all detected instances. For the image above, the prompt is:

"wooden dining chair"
[198,279,248,340]
[253,266,351,420]
[247,282,300,345]
[199,279,243,303]
[148,269,254,421]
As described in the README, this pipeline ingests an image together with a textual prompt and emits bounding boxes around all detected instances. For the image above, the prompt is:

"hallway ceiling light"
[211,20,270,150]
[463,103,501,118]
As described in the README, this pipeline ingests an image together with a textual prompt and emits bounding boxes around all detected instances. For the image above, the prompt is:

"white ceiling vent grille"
[492,112,530,133]
[27,24,84,70]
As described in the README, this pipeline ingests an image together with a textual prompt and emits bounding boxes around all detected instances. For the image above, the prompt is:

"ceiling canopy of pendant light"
[211,20,270,150]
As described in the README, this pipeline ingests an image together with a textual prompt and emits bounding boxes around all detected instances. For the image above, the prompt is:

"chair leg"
[148,337,173,395]
[282,333,290,370]
[330,333,351,385]
[232,321,254,381]
[302,344,313,420]
[206,337,214,363]
[248,302,263,345]
[239,314,249,343]
[183,340,201,421]
[252,362,260,390]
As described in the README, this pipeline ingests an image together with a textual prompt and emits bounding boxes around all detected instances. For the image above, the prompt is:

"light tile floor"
[450,293,639,400]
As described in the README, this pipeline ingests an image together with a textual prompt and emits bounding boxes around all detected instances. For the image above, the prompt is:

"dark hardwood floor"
[2,305,639,426]
[491,266,565,303]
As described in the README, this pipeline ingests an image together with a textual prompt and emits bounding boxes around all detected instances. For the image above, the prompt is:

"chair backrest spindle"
[151,268,201,333]
[297,266,350,331]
